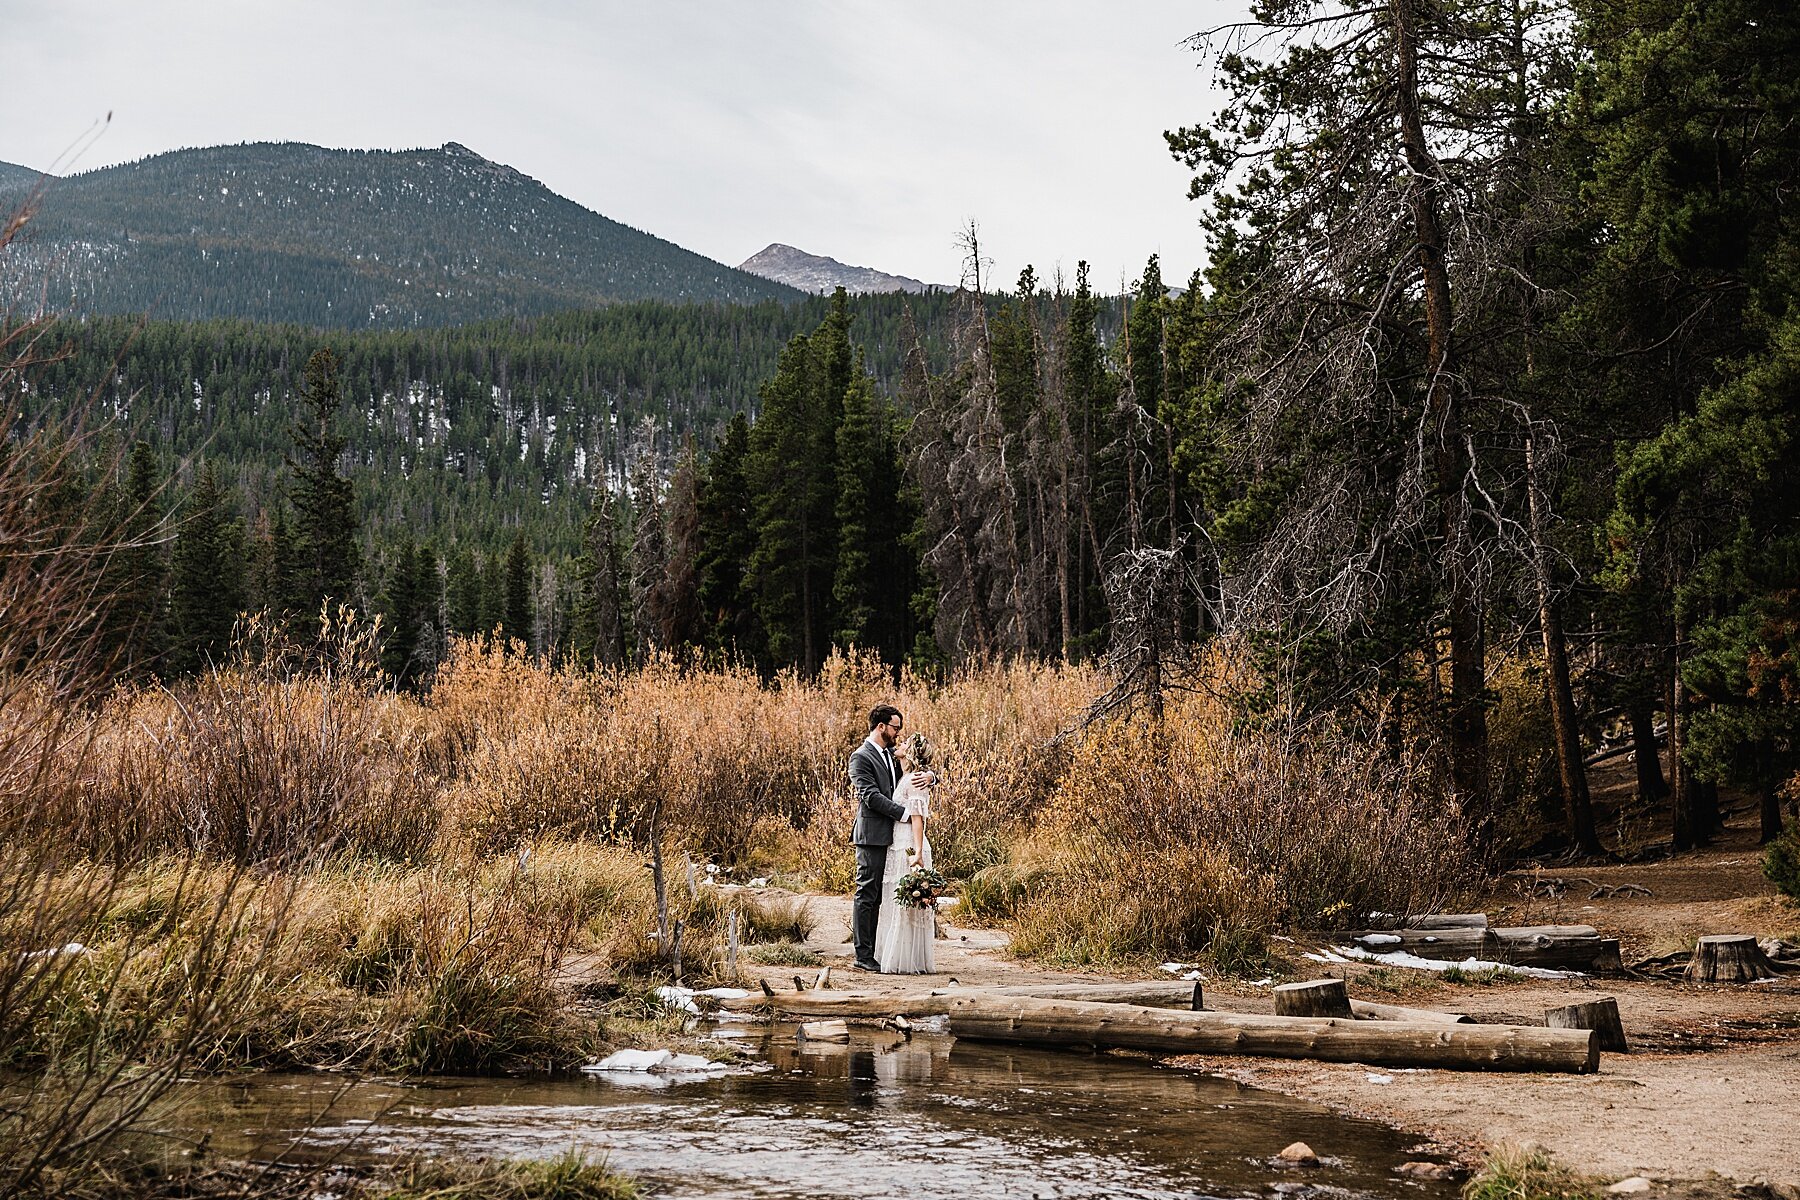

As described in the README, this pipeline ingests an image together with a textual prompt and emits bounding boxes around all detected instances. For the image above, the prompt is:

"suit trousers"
[852,843,888,965]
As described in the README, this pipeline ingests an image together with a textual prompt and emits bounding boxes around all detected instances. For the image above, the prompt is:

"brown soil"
[739,770,1800,1191]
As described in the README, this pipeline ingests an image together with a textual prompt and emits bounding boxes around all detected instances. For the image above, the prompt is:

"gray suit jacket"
[849,739,909,847]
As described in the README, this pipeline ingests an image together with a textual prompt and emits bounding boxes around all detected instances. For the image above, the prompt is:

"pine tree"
[288,347,360,614]
[628,453,665,658]
[169,460,246,674]
[445,544,481,637]
[695,412,761,660]
[379,538,423,686]
[572,488,629,666]
[658,445,704,649]
[746,299,848,672]
[502,531,534,650]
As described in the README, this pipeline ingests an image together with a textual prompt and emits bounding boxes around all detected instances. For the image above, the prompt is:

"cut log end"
[1544,996,1629,1053]
[1685,935,1779,983]
[1274,978,1351,1019]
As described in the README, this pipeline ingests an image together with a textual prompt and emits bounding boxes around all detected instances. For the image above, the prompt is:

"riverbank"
[746,813,1800,1194]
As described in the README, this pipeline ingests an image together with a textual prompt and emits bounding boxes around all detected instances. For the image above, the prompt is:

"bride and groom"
[849,704,938,974]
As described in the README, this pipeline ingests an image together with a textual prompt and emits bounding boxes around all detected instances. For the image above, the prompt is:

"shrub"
[1765,817,1800,899]
[1002,685,1473,964]
[745,942,823,967]
[1463,1145,1601,1200]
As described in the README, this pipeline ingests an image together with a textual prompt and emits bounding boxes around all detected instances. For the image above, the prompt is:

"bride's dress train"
[873,778,933,974]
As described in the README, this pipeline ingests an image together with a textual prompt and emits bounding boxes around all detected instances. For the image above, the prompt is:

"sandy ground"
[734,803,1800,1191]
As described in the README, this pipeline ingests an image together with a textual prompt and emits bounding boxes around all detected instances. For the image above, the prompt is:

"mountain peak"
[738,243,939,295]
[2,141,800,327]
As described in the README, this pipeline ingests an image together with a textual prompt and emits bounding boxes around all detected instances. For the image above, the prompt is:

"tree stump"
[1685,935,1779,983]
[1191,979,1205,1011]
[1544,996,1629,1053]
[1274,978,1352,1018]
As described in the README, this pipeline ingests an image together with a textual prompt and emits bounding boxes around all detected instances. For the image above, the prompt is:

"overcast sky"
[10,1,1247,290]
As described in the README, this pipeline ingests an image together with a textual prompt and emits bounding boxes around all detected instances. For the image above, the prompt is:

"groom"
[848,704,925,972]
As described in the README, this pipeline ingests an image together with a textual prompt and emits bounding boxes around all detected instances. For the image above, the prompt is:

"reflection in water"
[177,1025,1458,1200]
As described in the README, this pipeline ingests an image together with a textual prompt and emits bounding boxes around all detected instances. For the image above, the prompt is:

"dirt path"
[738,815,1800,1190]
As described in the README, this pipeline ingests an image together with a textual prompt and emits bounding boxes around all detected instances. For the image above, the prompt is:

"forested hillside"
[0,142,801,326]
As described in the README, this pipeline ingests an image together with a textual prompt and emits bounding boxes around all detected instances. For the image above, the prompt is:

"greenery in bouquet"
[894,864,950,909]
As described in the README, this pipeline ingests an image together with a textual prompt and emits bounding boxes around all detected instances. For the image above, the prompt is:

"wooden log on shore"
[946,995,1598,1073]
[759,990,957,1018]
[1545,997,1628,1053]
[1274,979,1352,1018]
[1685,935,1779,983]
[1401,913,1490,930]
[985,981,1204,1006]
[759,985,1464,1025]
[1348,925,1606,970]
[1349,999,1470,1024]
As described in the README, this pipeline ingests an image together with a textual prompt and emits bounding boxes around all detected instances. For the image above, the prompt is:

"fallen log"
[1349,999,1469,1024]
[947,995,1597,1073]
[758,990,956,1018]
[985,981,1206,1008]
[1401,913,1490,930]
[1347,925,1607,970]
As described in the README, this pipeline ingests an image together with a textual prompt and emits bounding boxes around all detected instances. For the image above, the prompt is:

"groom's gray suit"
[849,737,909,967]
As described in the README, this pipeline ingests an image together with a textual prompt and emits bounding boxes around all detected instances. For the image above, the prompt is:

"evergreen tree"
[501,531,534,650]
[832,369,882,649]
[658,445,704,649]
[169,460,246,674]
[572,489,629,666]
[628,453,666,657]
[746,297,849,672]
[695,412,761,660]
[445,544,482,637]
[288,347,360,614]
[379,538,424,686]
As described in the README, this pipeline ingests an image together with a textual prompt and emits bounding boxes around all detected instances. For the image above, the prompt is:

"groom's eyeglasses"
[884,721,903,732]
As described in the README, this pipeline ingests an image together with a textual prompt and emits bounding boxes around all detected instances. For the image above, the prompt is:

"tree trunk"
[947,994,1597,1073]
[1274,978,1352,1018]
[1685,935,1779,984]
[1761,778,1784,845]
[1629,699,1667,802]
[1544,997,1628,1053]
[1668,636,1695,851]
[1525,426,1603,856]
[1394,0,1487,847]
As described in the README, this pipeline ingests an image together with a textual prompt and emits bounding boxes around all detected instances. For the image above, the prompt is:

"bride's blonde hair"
[899,732,933,769]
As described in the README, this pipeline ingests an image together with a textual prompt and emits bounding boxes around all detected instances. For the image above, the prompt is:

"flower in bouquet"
[893,865,949,909]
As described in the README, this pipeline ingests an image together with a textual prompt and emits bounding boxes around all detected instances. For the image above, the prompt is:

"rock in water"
[1278,1142,1320,1165]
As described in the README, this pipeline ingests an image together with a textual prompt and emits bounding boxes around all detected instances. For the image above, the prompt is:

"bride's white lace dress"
[873,777,934,974]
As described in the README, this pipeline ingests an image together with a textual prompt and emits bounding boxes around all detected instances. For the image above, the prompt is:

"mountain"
[0,142,801,328]
[737,243,940,295]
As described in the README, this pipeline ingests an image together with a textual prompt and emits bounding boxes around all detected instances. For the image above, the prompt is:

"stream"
[183,1022,1460,1200]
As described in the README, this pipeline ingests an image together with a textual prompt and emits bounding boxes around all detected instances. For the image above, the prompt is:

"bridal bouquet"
[893,865,949,909]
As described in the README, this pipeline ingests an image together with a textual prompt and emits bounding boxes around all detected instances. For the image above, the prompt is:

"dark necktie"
[887,749,899,787]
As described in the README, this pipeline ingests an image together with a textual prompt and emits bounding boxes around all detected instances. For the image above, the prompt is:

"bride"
[873,732,936,974]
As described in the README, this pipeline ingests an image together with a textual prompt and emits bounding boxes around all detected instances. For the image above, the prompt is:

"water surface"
[187,1024,1457,1200]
